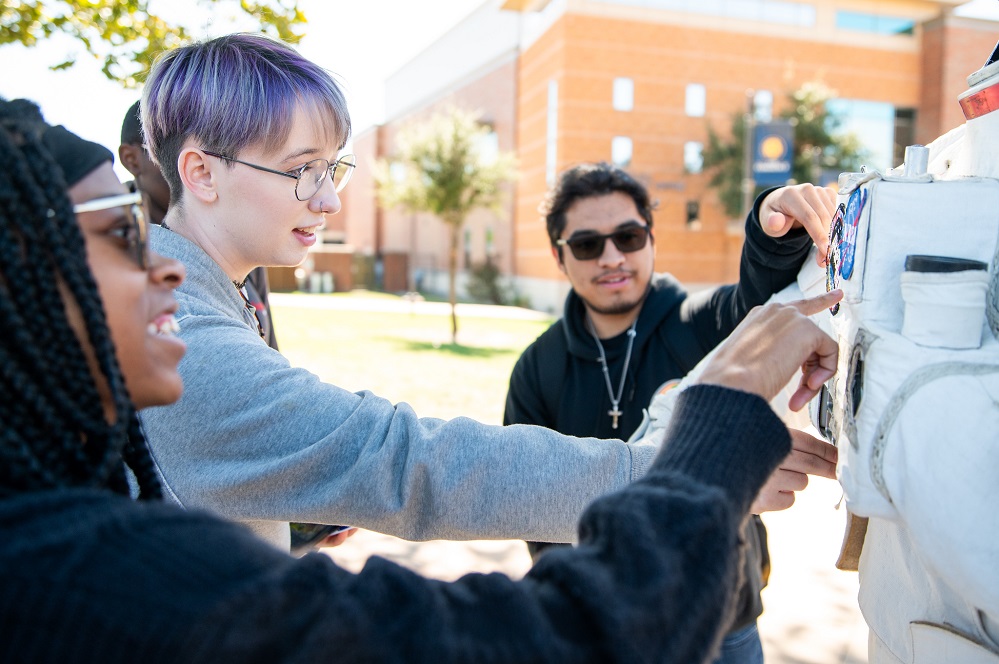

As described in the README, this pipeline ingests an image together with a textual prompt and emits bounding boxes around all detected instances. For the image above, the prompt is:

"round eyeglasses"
[73,192,149,270]
[203,150,356,201]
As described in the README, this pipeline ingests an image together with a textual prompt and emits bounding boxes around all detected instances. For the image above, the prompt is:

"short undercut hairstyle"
[541,162,657,254]
[141,33,351,204]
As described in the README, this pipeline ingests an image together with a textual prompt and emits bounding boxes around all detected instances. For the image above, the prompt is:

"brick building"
[338,0,996,312]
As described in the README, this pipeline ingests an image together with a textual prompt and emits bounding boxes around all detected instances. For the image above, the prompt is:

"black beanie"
[42,123,114,188]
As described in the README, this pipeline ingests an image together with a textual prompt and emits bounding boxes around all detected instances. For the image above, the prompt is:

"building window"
[598,0,816,28]
[478,129,499,165]
[389,161,406,183]
[546,79,558,186]
[826,98,896,172]
[893,108,917,167]
[611,136,633,168]
[613,77,634,111]
[684,141,703,174]
[761,0,815,26]
[686,200,702,230]
[754,89,773,122]
[685,83,706,117]
[485,226,495,259]
[463,228,472,267]
[836,11,915,36]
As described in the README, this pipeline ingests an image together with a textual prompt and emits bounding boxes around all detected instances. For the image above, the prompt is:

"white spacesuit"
[844,58,999,664]
[633,59,999,664]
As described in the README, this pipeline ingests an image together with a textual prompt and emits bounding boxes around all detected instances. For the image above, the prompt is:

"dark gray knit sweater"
[0,386,789,663]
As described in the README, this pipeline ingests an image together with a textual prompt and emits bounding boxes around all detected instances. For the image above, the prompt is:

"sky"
[1,0,998,180]
[0,0,486,178]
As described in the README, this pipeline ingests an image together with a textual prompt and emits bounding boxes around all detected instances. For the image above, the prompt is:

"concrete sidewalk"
[757,477,868,663]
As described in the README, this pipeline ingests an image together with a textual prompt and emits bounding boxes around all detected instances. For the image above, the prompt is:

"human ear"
[118,144,142,178]
[176,147,217,203]
[551,245,567,274]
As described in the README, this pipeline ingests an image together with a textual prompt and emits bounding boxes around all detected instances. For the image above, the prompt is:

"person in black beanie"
[42,123,116,187]
[0,96,843,663]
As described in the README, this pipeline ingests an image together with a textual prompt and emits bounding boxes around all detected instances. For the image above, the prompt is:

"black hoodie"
[504,189,813,633]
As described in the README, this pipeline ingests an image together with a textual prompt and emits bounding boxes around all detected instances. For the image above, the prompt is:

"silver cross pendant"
[608,408,622,430]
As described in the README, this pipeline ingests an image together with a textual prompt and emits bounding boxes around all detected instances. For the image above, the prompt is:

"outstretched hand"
[751,428,838,513]
[694,290,842,410]
[758,183,838,265]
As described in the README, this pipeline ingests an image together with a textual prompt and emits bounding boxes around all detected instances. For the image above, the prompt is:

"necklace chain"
[234,282,266,339]
[586,317,638,430]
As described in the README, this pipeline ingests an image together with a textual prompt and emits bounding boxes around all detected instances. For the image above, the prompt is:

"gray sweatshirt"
[141,225,658,549]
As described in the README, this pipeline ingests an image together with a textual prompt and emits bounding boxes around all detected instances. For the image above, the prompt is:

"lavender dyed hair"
[141,33,351,203]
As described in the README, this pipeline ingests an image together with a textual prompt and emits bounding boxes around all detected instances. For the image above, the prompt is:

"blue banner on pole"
[752,120,794,186]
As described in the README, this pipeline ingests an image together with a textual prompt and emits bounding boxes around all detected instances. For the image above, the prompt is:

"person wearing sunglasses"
[504,161,840,663]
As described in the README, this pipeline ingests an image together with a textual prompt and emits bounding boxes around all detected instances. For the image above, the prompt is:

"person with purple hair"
[136,33,825,569]
[138,32,659,551]
[121,98,346,551]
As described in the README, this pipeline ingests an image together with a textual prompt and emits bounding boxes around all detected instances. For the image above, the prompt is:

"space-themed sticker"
[839,188,868,280]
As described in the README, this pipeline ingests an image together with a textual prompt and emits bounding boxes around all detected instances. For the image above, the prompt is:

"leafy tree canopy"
[377,105,516,227]
[702,82,867,219]
[1,0,306,86]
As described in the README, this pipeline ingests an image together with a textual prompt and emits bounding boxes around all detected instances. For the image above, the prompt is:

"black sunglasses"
[556,223,650,261]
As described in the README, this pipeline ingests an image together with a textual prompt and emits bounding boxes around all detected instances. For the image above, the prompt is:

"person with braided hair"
[0,98,184,501]
[0,97,844,662]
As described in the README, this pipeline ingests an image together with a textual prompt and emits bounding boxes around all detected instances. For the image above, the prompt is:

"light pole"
[741,89,756,222]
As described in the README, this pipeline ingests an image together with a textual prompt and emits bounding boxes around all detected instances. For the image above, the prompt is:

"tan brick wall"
[341,2,996,303]
[513,9,929,286]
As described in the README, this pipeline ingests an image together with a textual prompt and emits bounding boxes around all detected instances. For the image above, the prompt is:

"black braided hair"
[0,99,162,500]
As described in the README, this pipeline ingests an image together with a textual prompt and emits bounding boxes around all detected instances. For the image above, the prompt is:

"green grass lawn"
[271,298,555,426]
